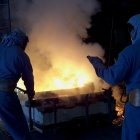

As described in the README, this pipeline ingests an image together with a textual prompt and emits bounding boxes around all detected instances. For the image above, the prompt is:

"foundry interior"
[0,0,140,140]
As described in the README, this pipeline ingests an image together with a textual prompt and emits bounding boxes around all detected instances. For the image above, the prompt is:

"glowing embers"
[112,104,124,126]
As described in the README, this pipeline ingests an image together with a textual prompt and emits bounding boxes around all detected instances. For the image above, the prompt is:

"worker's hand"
[87,56,103,64]
[87,56,105,70]
[28,90,35,100]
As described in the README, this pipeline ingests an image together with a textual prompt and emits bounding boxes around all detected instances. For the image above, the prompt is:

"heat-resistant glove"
[27,90,35,100]
[87,56,106,70]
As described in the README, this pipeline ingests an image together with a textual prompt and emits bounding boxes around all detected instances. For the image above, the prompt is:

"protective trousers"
[0,91,32,140]
[122,103,140,140]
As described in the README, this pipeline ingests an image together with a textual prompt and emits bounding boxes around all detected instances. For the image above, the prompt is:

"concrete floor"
[0,116,122,140]
[31,123,121,140]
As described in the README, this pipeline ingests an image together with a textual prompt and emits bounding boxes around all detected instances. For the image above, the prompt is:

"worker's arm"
[87,51,130,85]
[19,52,35,99]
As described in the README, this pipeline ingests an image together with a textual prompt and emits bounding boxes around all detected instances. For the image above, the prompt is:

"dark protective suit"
[87,14,140,140]
[0,29,35,140]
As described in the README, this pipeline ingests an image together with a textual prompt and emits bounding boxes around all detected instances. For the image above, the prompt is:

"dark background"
[84,0,140,65]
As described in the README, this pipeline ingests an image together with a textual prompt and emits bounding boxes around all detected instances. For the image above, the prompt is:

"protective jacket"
[0,29,34,96]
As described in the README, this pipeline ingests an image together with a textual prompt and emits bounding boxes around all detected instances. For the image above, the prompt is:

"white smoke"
[11,0,108,92]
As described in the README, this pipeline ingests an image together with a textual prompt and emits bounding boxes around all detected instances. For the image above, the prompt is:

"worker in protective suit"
[87,14,140,140]
[0,28,35,140]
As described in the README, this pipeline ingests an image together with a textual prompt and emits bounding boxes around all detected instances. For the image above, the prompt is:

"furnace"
[17,86,116,133]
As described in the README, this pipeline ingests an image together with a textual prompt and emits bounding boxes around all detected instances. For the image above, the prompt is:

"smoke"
[12,0,107,92]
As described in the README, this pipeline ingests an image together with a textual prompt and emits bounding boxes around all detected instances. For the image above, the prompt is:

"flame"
[115,105,124,117]
[17,66,95,92]
[53,70,89,89]
[112,104,124,126]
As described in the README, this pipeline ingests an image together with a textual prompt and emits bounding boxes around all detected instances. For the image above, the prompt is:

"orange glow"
[17,66,96,92]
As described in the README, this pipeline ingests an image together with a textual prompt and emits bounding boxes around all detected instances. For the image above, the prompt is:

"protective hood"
[1,28,28,49]
[128,14,140,43]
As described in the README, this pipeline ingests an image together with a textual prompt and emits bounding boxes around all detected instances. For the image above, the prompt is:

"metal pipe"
[16,87,33,131]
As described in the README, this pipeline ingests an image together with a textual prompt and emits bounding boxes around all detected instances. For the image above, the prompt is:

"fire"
[112,104,124,126]
[17,65,97,92]
[53,73,88,89]
[115,104,124,117]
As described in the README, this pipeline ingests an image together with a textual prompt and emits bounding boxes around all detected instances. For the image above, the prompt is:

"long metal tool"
[15,87,33,131]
